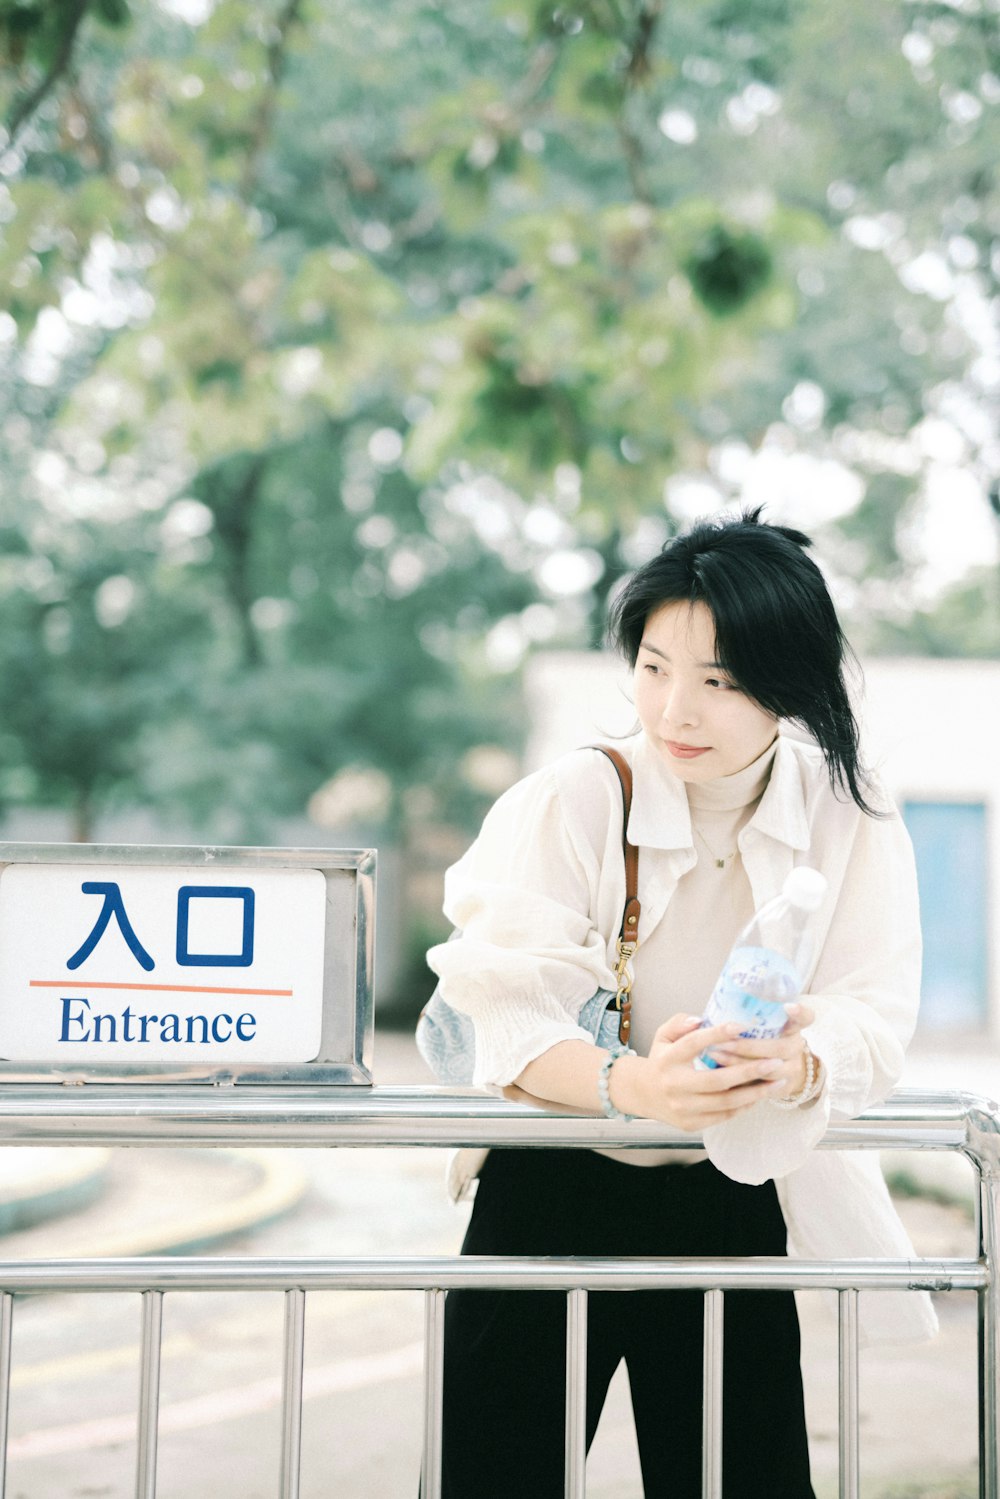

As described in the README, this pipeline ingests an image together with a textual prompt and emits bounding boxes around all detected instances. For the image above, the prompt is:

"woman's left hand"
[703,1001,816,1096]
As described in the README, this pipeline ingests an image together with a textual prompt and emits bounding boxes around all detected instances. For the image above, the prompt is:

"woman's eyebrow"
[638,640,724,669]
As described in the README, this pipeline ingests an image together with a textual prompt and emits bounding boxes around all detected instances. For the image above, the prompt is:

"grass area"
[816,1473,978,1499]
[884,1166,976,1221]
[875,1476,978,1499]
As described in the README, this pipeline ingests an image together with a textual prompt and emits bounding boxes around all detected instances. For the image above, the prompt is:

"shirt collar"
[749,731,813,850]
[627,731,813,853]
[627,733,692,851]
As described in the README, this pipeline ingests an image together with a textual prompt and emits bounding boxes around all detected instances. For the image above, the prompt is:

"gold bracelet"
[771,1044,822,1110]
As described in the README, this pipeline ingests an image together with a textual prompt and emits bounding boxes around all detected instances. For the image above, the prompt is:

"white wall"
[859,658,999,798]
[524,651,1000,1040]
[524,651,635,771]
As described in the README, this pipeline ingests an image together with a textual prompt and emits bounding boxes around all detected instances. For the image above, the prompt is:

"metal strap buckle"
[614,938,636,1009]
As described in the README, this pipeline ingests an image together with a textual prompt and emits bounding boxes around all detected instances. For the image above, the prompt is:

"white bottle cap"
[782,866,827,912]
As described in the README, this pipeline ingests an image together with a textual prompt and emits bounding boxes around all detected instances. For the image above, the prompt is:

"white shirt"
[427,730,937,1345]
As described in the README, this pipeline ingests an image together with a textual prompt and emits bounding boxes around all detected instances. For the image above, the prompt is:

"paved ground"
[0,1028,988,1498]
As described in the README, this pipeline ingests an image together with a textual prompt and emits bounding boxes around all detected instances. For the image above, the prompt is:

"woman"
[426,509,935,1498]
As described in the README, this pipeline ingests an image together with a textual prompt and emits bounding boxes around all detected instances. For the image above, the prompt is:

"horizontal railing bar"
[0,1087,990,1157]
[0,1255,985,1294]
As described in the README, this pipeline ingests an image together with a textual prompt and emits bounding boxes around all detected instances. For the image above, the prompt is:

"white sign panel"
[0,864,327,1064]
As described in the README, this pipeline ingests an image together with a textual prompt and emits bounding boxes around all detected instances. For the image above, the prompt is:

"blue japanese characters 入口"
[66,881,257,973]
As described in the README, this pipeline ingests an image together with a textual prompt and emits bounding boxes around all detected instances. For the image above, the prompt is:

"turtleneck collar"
[627,730,812,852]
[685,736,778,814]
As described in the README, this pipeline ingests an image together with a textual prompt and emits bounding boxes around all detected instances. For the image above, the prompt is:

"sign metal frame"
[0,843,375,1086]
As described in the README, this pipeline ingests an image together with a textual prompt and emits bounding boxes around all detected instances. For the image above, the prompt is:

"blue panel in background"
[903,801,989,1030]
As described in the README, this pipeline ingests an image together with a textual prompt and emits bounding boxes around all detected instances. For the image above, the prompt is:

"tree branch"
[65,64,115,174]
[240,0,305,198]
[616,0,664,204]
[511,37,561,114]
[6,0,91,145]
[202,452,270,669]
[624,0,663,85]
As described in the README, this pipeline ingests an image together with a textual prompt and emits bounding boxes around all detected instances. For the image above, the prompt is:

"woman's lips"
[665,741,712,759]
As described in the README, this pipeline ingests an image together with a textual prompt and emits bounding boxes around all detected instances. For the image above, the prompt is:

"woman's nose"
[662,683,699,728]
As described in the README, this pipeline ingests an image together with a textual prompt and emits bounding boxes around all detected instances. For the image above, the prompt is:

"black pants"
[440,1149,815,1499]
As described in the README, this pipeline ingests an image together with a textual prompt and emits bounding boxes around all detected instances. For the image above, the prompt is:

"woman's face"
[633,599,778,782]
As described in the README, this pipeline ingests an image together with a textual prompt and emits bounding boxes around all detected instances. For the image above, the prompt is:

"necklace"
[694,825,739,869]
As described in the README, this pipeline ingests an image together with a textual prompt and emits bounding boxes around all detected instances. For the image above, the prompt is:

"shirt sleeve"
[803,799,921,1115]
[704,793,922,1184]
[425,759,622,1088]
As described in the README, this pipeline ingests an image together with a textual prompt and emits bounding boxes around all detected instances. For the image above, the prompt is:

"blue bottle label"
[696,945,799,1069]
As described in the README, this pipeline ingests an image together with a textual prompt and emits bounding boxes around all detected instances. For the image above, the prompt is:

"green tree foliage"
[0,0,997,858]
[1,0,130,143]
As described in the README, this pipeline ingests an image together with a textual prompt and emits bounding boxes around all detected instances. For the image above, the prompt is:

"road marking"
[8,1341,424,1458]
[10,1335,197,1390]
[9,1289,384,1396]
[18,1149,309,1260]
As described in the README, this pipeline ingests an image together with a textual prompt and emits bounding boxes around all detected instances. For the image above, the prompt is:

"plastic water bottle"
[696,866,827,1069]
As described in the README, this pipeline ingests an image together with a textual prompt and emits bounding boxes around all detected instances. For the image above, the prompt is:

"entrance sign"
[0,844,375,1085]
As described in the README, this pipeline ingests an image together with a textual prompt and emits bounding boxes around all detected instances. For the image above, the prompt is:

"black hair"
[607,507,880,816]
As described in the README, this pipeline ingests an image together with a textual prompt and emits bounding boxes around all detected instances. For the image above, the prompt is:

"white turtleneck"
[598,735,778,1167]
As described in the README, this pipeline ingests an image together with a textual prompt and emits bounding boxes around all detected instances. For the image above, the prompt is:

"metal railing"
[0,1085,995,1499]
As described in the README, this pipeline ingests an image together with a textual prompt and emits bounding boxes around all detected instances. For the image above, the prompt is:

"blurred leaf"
[684,223,773,316]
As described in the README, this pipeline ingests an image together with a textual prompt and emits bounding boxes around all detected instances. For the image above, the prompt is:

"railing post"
[421,1289,446,1499]
[135,1289,163,1499]
[979,1167,1000,1499]
[702,1288,723,1499]
[279,1288,306,1499]
[838,1288,860,1499]
[564,1287,587,1499]
[968,1102,1000,1499]
[0,1292,12,1499]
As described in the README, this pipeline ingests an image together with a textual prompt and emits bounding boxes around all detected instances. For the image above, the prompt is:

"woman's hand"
[699,1001,817,1099]
[610,1012,795,1131]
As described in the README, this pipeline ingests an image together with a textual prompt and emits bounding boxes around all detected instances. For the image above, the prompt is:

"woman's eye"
[707,677,733,690]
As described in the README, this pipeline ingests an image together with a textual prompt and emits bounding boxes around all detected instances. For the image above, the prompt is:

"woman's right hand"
[611,1013,790,1131]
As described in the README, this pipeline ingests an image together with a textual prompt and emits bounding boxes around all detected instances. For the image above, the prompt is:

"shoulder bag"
[415,744,641,1084]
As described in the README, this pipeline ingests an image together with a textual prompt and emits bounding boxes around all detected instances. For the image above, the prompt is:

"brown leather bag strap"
[589,745,640,940]
[589,745,640,1047]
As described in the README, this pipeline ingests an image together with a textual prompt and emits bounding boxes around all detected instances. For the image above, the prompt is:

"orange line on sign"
[29,980,293,998]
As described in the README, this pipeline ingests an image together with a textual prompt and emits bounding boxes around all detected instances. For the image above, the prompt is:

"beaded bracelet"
[771,1043,822,1110]
[597,1052,635,1122]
